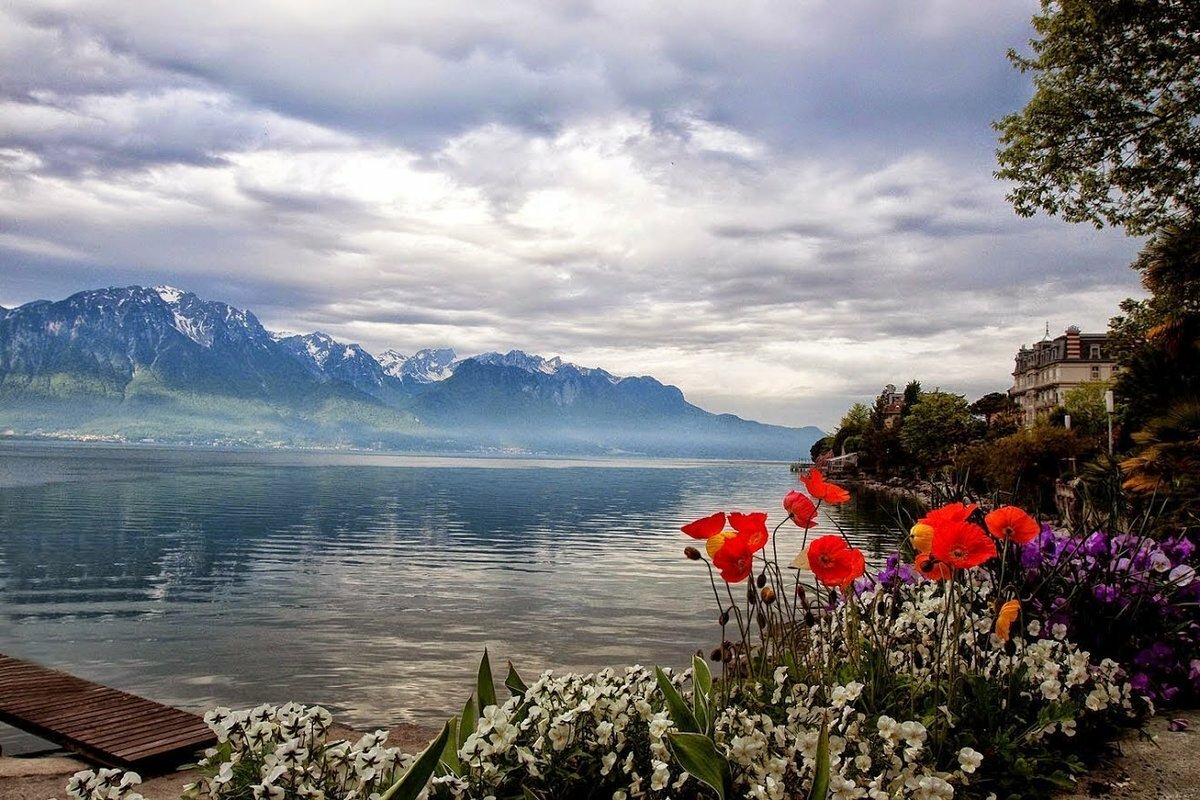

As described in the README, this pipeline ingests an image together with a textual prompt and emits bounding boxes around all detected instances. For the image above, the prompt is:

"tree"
[898,392,981,474]
[1063,380,1111,439]
[995,0,1200,235]
[1110,220,1200,433]
[831,402,872,455]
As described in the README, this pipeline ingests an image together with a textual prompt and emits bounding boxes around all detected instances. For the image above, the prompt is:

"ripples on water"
[0,441,914,752]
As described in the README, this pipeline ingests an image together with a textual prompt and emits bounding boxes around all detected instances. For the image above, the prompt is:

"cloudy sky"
[0,0,1145,430]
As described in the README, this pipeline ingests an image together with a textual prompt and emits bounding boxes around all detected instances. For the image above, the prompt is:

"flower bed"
[63,471,1196,800]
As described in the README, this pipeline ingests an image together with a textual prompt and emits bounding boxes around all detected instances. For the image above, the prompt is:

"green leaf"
[691,654,713,701]
[655,666,698,733]
[439,717,462,775]
[378,720,451,800]
[458,695,477,750]
[808,721,830,800]
[505,660,528,697]
[477,648,498,711]
[691,654,714,735]
[668,732,730,800]
[522,787,539,800]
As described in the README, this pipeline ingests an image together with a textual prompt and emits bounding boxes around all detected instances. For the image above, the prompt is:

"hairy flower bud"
[684,546,702,561]
[756,610,768,628]
[756,572,768,588]
[709,646,724,662]
[718,609,730,626]
[747,583,757,604]
[760,586,777,605]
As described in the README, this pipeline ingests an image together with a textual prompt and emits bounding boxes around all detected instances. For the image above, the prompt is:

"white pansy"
[957,746,984,773]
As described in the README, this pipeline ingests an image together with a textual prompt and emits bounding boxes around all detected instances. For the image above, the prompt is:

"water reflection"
[0,442,910,747]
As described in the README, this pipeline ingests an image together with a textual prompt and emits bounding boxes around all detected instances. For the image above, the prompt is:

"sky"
[0,0,1146,431]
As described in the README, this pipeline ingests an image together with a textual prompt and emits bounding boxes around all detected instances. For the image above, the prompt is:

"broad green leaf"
[477,648,498,711]
[655,666,698,733]
[378,720,451,800]
[505,660,528,697]
[457,695,477,750]
[808,721,830,800]
[668,731,730,800]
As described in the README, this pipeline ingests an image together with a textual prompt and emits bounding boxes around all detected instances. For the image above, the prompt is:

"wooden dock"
[0,653,216,773]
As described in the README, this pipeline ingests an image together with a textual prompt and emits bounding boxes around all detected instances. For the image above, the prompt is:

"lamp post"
[1104,390,1115,455]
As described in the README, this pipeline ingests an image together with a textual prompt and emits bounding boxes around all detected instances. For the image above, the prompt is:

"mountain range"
[0,286,822,458]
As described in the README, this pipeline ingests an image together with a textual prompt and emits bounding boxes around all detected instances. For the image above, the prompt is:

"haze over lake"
[0,441,911,752]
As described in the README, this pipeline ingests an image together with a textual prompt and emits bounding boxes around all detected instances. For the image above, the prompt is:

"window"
[1090,344,1101,359]
[1091,366,1101,379]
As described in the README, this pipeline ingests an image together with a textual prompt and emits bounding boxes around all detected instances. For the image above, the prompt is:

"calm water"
[0,441,912,752]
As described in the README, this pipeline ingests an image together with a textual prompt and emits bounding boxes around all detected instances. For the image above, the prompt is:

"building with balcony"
[1010,326,1117,426]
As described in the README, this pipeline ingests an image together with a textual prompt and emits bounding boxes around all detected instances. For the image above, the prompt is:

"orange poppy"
[682,512,726,540]
[995,599,1021,641]
[984,506,1040,545]
[806,535,866,588]
[930,520,997,570]
[712,533,754,583]
[783,491,819,528]
[799,469,850,504]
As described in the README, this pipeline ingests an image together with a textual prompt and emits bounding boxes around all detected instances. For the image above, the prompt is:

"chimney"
[1065,325,1081,359]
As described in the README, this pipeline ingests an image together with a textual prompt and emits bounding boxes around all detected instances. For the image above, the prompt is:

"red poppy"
[914,554,952,581]
[984,506,1040,545]
[783,491,819,528]
[800,470,850,504]
[930,520,997,570]
[712,533,754,583]
[729,511,769,552]
[805,535,866,587]
[681,512,725,540]
[919,502,978,528]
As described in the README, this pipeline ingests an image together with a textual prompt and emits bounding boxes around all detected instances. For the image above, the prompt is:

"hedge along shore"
[3,714,1198,800]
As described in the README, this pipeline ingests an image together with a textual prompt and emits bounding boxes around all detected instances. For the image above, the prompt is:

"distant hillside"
[0,286,823,458]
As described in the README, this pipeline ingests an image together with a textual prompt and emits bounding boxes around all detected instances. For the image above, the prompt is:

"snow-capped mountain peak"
[384,348,458,382]
[154,285,185,305]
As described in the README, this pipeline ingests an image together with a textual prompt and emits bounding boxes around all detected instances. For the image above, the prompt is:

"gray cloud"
[0,0,1147,430]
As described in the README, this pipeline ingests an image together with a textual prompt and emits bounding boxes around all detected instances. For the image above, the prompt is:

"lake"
[0,441,913,753]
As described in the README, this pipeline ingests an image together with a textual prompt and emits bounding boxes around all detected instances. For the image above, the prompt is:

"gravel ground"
[2,714,1196,800]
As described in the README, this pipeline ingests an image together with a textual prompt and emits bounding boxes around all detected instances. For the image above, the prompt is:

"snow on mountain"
[470,350,617,381]
[379,347,459,383]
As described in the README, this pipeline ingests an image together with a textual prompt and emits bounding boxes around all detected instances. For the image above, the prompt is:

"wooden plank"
[0,653,216,774]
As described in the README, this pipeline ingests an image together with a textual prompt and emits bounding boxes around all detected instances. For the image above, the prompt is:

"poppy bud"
[756,572,767,588]
[718,609,730,626]
[709,646,724,662]
[756,610,768,628]
[760,586,777,605]
[747,583,757,604]
[684,546,702,561]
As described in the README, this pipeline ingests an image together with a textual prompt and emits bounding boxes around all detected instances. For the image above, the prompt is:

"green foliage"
[898,392,981,474]
[477,648,498,711]
[1063,380,1111,440]
[995,0,1200,235]
[379,722,452,800]
[958,423,1089,512]
[667,732,731,800]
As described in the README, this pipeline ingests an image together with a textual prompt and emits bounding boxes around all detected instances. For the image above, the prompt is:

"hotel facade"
[1010,326,1117,426]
